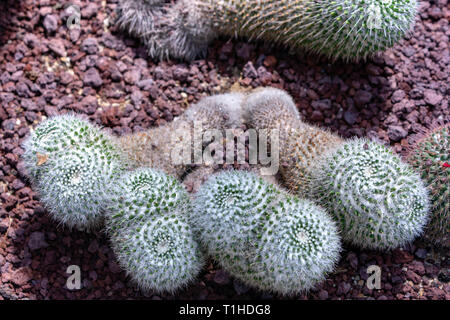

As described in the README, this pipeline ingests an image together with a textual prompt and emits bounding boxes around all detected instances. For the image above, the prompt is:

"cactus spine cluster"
[243,87,430,250]
[23,114,125,229]
[406,123,449,245]
[117,0,417,61]
[191,170,341,295]
[106,168,204,292]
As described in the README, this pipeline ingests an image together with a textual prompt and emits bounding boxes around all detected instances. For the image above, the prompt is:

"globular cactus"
[23,114,126,229]
[23,114,121,183]
[254,196,341,293]
[406,123,449,245]
[191,170,342,295]
[117,0,418,61]
[243,88,430,250]
[311,139,430,250]
[106,168,204,293]
[117,92,245,178]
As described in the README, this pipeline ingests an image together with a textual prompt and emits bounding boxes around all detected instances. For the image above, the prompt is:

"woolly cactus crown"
[312,139,430,249]
[106,168,204,293]
[406,123,449,244]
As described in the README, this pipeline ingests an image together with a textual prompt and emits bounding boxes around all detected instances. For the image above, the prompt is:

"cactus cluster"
[406,123,449,245]
[191,170,341,295]
[106,168,204,292]
[22,87,434,296]
[22,114,126,229]
[242,87,430,250]
[117,0,418,61]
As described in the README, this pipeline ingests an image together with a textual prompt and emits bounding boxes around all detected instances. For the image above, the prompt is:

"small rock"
[414,248,427,259]
[423,89,443,106]
[43,14,58,33]
[393,249,414,264]
[48,39,66,57]
[388,125,408,142]
[354,90,372,107]
[213,270,230,285]
[344,107,358,125]
[391,90,406,103]
[81,37,99,55]
[28,232,48,251]
[83,68,103,88]
[318,290,328,300]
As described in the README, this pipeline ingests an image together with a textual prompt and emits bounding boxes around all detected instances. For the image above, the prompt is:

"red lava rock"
[83,68,103,88]
[4,267,33,286]
[43,14,58,34]
[393,249,414,264]
[213,270,230,285]
[423,89,443,106]
[27,231,49,251]
[318,290,329,300]
[354,90,372,107]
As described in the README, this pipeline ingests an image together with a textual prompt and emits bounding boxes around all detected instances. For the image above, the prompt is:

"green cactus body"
[406,124,449,245]
[255,196,341,293]
[191,170,279,275]
[192,170,342,295]
[312,139,430,249]
[106,168,204,293]
[23,114,126,229]
[23,114,123,183]
[37,147,125,229]
[118,0,417,61]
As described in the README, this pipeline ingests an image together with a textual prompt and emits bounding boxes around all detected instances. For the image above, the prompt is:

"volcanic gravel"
[0,0,449,300]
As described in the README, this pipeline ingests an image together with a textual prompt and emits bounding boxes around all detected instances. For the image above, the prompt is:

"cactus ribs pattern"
[117,0,418,61]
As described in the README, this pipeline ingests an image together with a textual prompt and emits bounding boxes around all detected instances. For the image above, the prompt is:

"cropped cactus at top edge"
[23,114,126,229]
[311,139,430,250]
[117,0,418,61]
[243,88,430,250]
[406,123,449,245]
[191,170,342,295]
[106,168,204,293]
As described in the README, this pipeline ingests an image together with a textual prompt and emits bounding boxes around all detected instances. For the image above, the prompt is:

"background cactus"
[117,0,418,61]
[406,123,449,245]
[106,168,204,293]
[191,170,342,295]
[23,114,125,229]
[243,88,430,249]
